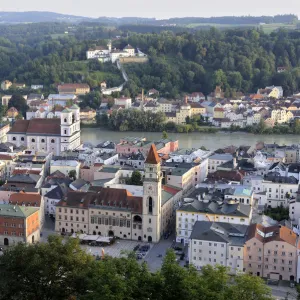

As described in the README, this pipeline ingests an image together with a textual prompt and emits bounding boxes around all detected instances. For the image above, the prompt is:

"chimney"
[184,96,188,104]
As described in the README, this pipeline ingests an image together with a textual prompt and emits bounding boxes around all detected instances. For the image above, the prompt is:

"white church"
[7,105,81,155]
[86,41,135,63]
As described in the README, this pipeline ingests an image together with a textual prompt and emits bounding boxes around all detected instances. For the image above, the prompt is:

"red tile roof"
[9,191,41,207]
[9,118,61,135]
[0,154,15,160]
[145,144,160,165]
[58,83,90,90]
[12,169,41,176]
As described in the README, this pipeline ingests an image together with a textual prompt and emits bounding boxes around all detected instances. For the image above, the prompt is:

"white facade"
[50,160,81,179]
[7,106,81,155]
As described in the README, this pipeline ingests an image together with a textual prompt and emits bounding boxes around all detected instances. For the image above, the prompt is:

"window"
[148,197,153,214]
[149,218,151,224]
[51,139,55,143]
[41,139,45,143]
[31,138,35,142]
[21,137,24,141]
[12,137,16,141]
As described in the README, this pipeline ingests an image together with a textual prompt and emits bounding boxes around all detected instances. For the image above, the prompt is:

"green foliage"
[123,28,300,97]
[79,91,102,110]
[264,204,289,221]
[68,170,77,181]
[126,170,143,186]
[0,236,93,300]
[108,109,166,132]
[7,94,28,117]
[0,241,273,300]
[162,131,168,139]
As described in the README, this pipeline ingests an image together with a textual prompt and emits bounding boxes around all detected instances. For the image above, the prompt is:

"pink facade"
[116,139,179,156]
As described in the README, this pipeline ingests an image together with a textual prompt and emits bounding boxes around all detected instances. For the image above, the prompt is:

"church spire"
[145,144,160,164]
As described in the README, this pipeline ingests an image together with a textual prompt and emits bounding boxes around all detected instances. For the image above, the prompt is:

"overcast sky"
[1,0,299,19]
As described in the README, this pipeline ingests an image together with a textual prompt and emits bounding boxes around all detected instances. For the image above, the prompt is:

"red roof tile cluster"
[58,83,90,90]
[9,118,61,135]
[57,188,142,214]
[9,191,41,207]
[145,144,160,165]
[247,224,298,247]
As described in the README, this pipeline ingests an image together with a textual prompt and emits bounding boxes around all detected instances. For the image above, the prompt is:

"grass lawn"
[186,23,257,29]
[261,23,297,33]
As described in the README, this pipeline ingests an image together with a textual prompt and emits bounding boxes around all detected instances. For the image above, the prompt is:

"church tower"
[142,144,162,243]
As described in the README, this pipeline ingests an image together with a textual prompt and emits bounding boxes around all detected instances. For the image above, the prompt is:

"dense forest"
[0,23,300,98]
[123,29,300,97]
[0,236,273,300]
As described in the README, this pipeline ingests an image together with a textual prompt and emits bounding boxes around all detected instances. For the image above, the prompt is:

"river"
[81,128,300,150]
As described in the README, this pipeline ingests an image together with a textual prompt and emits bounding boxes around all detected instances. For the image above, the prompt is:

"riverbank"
[81,123,300,136]
[81,128,300,151]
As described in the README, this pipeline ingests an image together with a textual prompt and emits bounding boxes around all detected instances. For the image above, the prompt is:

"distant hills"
[0,11,91,23]
[0,11,298,26]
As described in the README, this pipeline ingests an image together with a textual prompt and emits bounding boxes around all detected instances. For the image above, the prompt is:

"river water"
[81,128,300,150]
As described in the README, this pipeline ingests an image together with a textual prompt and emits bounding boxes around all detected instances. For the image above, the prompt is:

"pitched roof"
[0,204,39,218]
[57,188,143,214]
[145,144,160,165]
[9,119,61,135]
[9,192,41,207]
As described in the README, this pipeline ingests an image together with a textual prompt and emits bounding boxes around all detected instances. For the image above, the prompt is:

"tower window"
[64,118,67,123]
[51,139,55,143]
[149,197,153,214]
[31,139,35,143]
[64,130,67,134]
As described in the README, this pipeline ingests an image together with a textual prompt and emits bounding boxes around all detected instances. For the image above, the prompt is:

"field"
[185,22,297,33]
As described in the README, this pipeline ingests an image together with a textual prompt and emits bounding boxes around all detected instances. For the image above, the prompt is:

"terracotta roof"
[0,154,15,160]
[9,192,41,207]
[207,170,245,182]
[8,120,29,133]
[9,119,61,135]
[57,189,142,214]
[214,107,224,112]
[12,169,41,176]
[58,83,90,90]
[247,224,297,246]
[145,144,160,165]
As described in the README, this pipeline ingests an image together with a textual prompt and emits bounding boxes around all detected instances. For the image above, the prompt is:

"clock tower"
[142,144,162,243]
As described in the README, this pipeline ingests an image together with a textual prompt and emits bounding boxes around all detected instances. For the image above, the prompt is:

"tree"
[126,170,143,186]
[8,94,28,117]
[162,131,168,139]
[0,236,93,300]
[68,170,77,181]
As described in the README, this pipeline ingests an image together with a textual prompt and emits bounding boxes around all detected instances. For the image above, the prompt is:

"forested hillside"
[0,23,300,98]
[123,29,300,97]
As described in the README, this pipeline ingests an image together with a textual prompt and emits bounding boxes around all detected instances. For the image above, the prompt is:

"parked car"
[133,245,140,252]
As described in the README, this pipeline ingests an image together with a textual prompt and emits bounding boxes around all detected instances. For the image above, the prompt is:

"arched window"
[31,139,35,143]
[41,139,45,143]
[148,197,153,214]
[51,139,55,143]
[12,137,16,141]
[21,137,24,141]
[64,118,67,123]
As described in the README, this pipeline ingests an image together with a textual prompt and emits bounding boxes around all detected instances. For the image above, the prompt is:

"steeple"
[145,144,160,165]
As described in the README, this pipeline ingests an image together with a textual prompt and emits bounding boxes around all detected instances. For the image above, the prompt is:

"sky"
[0,0,299,19]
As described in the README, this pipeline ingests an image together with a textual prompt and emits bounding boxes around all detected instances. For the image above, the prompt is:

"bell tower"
[142,144,162,243]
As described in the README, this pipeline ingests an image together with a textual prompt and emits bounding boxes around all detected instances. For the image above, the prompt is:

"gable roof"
[145,144,160,165]
[0,204,39,218]
[9,118,61,135]
[9,192,41,207]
